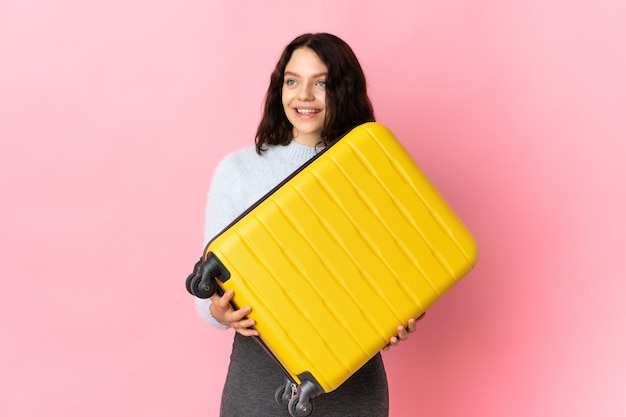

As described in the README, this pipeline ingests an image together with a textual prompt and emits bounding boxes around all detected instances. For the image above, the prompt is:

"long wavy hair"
[255,33,375,154]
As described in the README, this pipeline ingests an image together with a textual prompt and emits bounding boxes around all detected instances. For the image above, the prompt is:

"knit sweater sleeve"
[193,142,319,330]
[194,153,243,330]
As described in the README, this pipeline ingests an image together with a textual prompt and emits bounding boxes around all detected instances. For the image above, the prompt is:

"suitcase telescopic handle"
[185,253,230,298]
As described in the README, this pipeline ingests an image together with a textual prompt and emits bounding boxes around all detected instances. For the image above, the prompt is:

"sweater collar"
[267,140,323,163]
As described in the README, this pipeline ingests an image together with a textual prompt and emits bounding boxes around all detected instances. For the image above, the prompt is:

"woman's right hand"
[209,290,259,336]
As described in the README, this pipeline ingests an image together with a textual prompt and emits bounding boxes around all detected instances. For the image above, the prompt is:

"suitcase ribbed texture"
[207,123,478,392]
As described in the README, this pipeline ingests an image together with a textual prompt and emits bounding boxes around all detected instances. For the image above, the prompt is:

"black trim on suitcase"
[185,252,230,298]
[187,126,352,300]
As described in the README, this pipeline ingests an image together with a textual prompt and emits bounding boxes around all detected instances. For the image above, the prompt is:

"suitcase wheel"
[288,394,314,417]
[185,258,204,295]
[275,379,293,406]
[190,273,216,298]
[185,257,219,298]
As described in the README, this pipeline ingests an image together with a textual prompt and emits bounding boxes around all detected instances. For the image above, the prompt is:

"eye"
[316,80,327,88]
[285,79,297,86]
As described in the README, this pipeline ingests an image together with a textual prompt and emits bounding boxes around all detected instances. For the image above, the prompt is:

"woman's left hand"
[382,312,426,351]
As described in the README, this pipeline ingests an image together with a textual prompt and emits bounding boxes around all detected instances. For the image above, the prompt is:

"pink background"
[2,1,625,416]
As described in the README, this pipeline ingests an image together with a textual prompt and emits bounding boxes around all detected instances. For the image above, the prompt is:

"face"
[282,47,328,147]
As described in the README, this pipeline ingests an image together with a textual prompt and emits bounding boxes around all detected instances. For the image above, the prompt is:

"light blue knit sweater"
[195,140,322,328]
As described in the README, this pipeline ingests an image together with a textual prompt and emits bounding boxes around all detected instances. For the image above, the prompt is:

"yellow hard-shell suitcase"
[186,122,478,416]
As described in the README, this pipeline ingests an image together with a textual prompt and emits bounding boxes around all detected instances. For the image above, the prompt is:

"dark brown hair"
[255,33,375,154]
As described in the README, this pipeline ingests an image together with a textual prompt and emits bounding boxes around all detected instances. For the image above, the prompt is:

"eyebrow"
[284,71,328,78]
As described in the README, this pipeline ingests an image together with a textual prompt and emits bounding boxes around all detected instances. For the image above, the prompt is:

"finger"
[209,292,222,304]
[218,290,234,307]
[396,326,408,341]
[232,319,257,334]
[232,318,258,336]
[231,317,255,329]
[236,327,259,337]
[406,318,417,333]
[229,305,252,321]
[406,319,416,333]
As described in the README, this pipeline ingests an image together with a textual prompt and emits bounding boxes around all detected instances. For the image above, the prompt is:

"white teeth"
[296,109,319,114]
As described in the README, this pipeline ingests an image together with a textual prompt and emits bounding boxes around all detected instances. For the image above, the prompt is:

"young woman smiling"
[194,33,421,417]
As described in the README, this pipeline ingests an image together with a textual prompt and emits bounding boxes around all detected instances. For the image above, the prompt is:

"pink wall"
[1,1,625,416]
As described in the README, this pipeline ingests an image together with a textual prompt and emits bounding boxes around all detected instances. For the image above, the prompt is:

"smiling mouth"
[295,108,321,114]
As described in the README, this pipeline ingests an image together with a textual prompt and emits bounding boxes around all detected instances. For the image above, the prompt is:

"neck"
[292,132,322,148]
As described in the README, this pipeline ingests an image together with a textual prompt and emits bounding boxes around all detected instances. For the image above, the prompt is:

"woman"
[195,33,421,417]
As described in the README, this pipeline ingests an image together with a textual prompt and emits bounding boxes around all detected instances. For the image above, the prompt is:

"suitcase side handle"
[185,252,231,298]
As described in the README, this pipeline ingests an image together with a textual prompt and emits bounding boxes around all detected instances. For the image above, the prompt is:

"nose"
[297,83,314,101]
